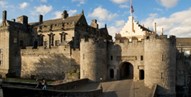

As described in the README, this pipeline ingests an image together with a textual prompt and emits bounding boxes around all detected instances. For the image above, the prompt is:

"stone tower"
[0,10,10,77]
[144,35,176,97]
[80,37,107,82]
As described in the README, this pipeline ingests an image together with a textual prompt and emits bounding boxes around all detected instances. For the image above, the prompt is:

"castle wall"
[144,35,176,96]
[80,38,107,81]
[20,45,80,80]
[0,26,10,77]
[109,39,144,80]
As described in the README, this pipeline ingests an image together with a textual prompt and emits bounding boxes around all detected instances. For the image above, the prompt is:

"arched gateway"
[119,62,133,80]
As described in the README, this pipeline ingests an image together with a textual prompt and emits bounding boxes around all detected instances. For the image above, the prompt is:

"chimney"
[39,14,43,23]
[91,19,99,29]
[2,10,7,22]
[154,22,157,33]
[62,10,69,19]
[17,15,28,25]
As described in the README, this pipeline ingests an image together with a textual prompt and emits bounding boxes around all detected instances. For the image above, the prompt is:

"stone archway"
[120,62,133,80]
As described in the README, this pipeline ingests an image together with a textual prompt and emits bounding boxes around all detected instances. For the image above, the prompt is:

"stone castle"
[0,10,191,97]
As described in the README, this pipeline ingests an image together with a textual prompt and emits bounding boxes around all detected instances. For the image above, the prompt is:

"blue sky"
[0,0,191,37]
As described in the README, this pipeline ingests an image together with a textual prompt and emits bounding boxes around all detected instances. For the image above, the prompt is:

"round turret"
[144,35,176,96]
[80,38,107,81]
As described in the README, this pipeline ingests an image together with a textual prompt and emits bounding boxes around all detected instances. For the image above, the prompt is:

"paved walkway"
[101,80,152,97]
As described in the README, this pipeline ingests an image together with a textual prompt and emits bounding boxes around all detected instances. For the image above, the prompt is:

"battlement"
[81,37,107,43]
[115,37,144,46]
[21,45,71,56]
[145,34,176,44]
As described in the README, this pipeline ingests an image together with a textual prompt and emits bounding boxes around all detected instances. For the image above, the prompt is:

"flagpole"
[130,0,133,16]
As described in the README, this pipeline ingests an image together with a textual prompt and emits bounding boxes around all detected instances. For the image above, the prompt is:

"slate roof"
[30,13,83,26]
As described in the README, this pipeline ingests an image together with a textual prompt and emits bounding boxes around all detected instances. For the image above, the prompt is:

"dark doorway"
[139,70,144,80]
[110,69,114,79]
[120,62,133,79]
[20,40,24,48]
[33,40,38,49]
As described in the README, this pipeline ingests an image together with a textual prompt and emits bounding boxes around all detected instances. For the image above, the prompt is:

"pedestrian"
[42,78,47,90]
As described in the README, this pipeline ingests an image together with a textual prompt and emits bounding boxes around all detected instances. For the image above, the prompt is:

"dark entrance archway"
[120,62,133,80]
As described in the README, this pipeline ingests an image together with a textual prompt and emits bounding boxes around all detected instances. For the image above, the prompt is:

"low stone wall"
[51,78,89,90]
[2,86,102,97]
[1,79,102,97]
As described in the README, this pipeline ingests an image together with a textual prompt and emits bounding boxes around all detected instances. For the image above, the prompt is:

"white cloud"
[40,0,47,3]
[141,7,191,37]
[53,10,77,19]
[53,11,62,19]
[0,0,8,9]
[34,5,52,15]
[19,2,29,9]
[115,20,126,27]
[68,10,77,16]
[88,6,117,21]
[157,0,179,8]
[111,0,128,4]
[119,4,129,8]
[108,20,126,39]
[72,0,86,5]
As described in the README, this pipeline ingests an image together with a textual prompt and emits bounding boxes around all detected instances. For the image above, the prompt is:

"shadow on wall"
[31,54,80,80]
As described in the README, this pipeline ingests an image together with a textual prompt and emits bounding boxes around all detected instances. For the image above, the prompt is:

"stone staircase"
[101,80,152,97]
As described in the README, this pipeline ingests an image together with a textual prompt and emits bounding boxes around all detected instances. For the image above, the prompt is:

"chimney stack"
[91,19,99,29]
[62,10,69,19]
[154,22,157,33]
[17,15,28,25]
[2,10,7,22]
[39,14,43,23]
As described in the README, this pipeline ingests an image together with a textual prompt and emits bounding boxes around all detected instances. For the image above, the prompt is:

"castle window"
[83,54,85,59]
[60,32,67,42]
[48,33,55,48]
[140,55,143,61]
[0,60,2,65]
[110,56,113,60]
[14,38,17,43]
[0,49,2,53]
[161,72,163,79]
[162,54,166,61]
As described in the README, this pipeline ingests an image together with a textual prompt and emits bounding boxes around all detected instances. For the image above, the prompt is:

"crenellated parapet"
[145,34,176,46]
[115,37,144,47]
[21,45,71,56]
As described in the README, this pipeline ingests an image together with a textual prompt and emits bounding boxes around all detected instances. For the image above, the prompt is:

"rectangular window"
[110,56,113,60]
[0,60,2,65]
[83,54,85,59]
[141,55,143,61]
